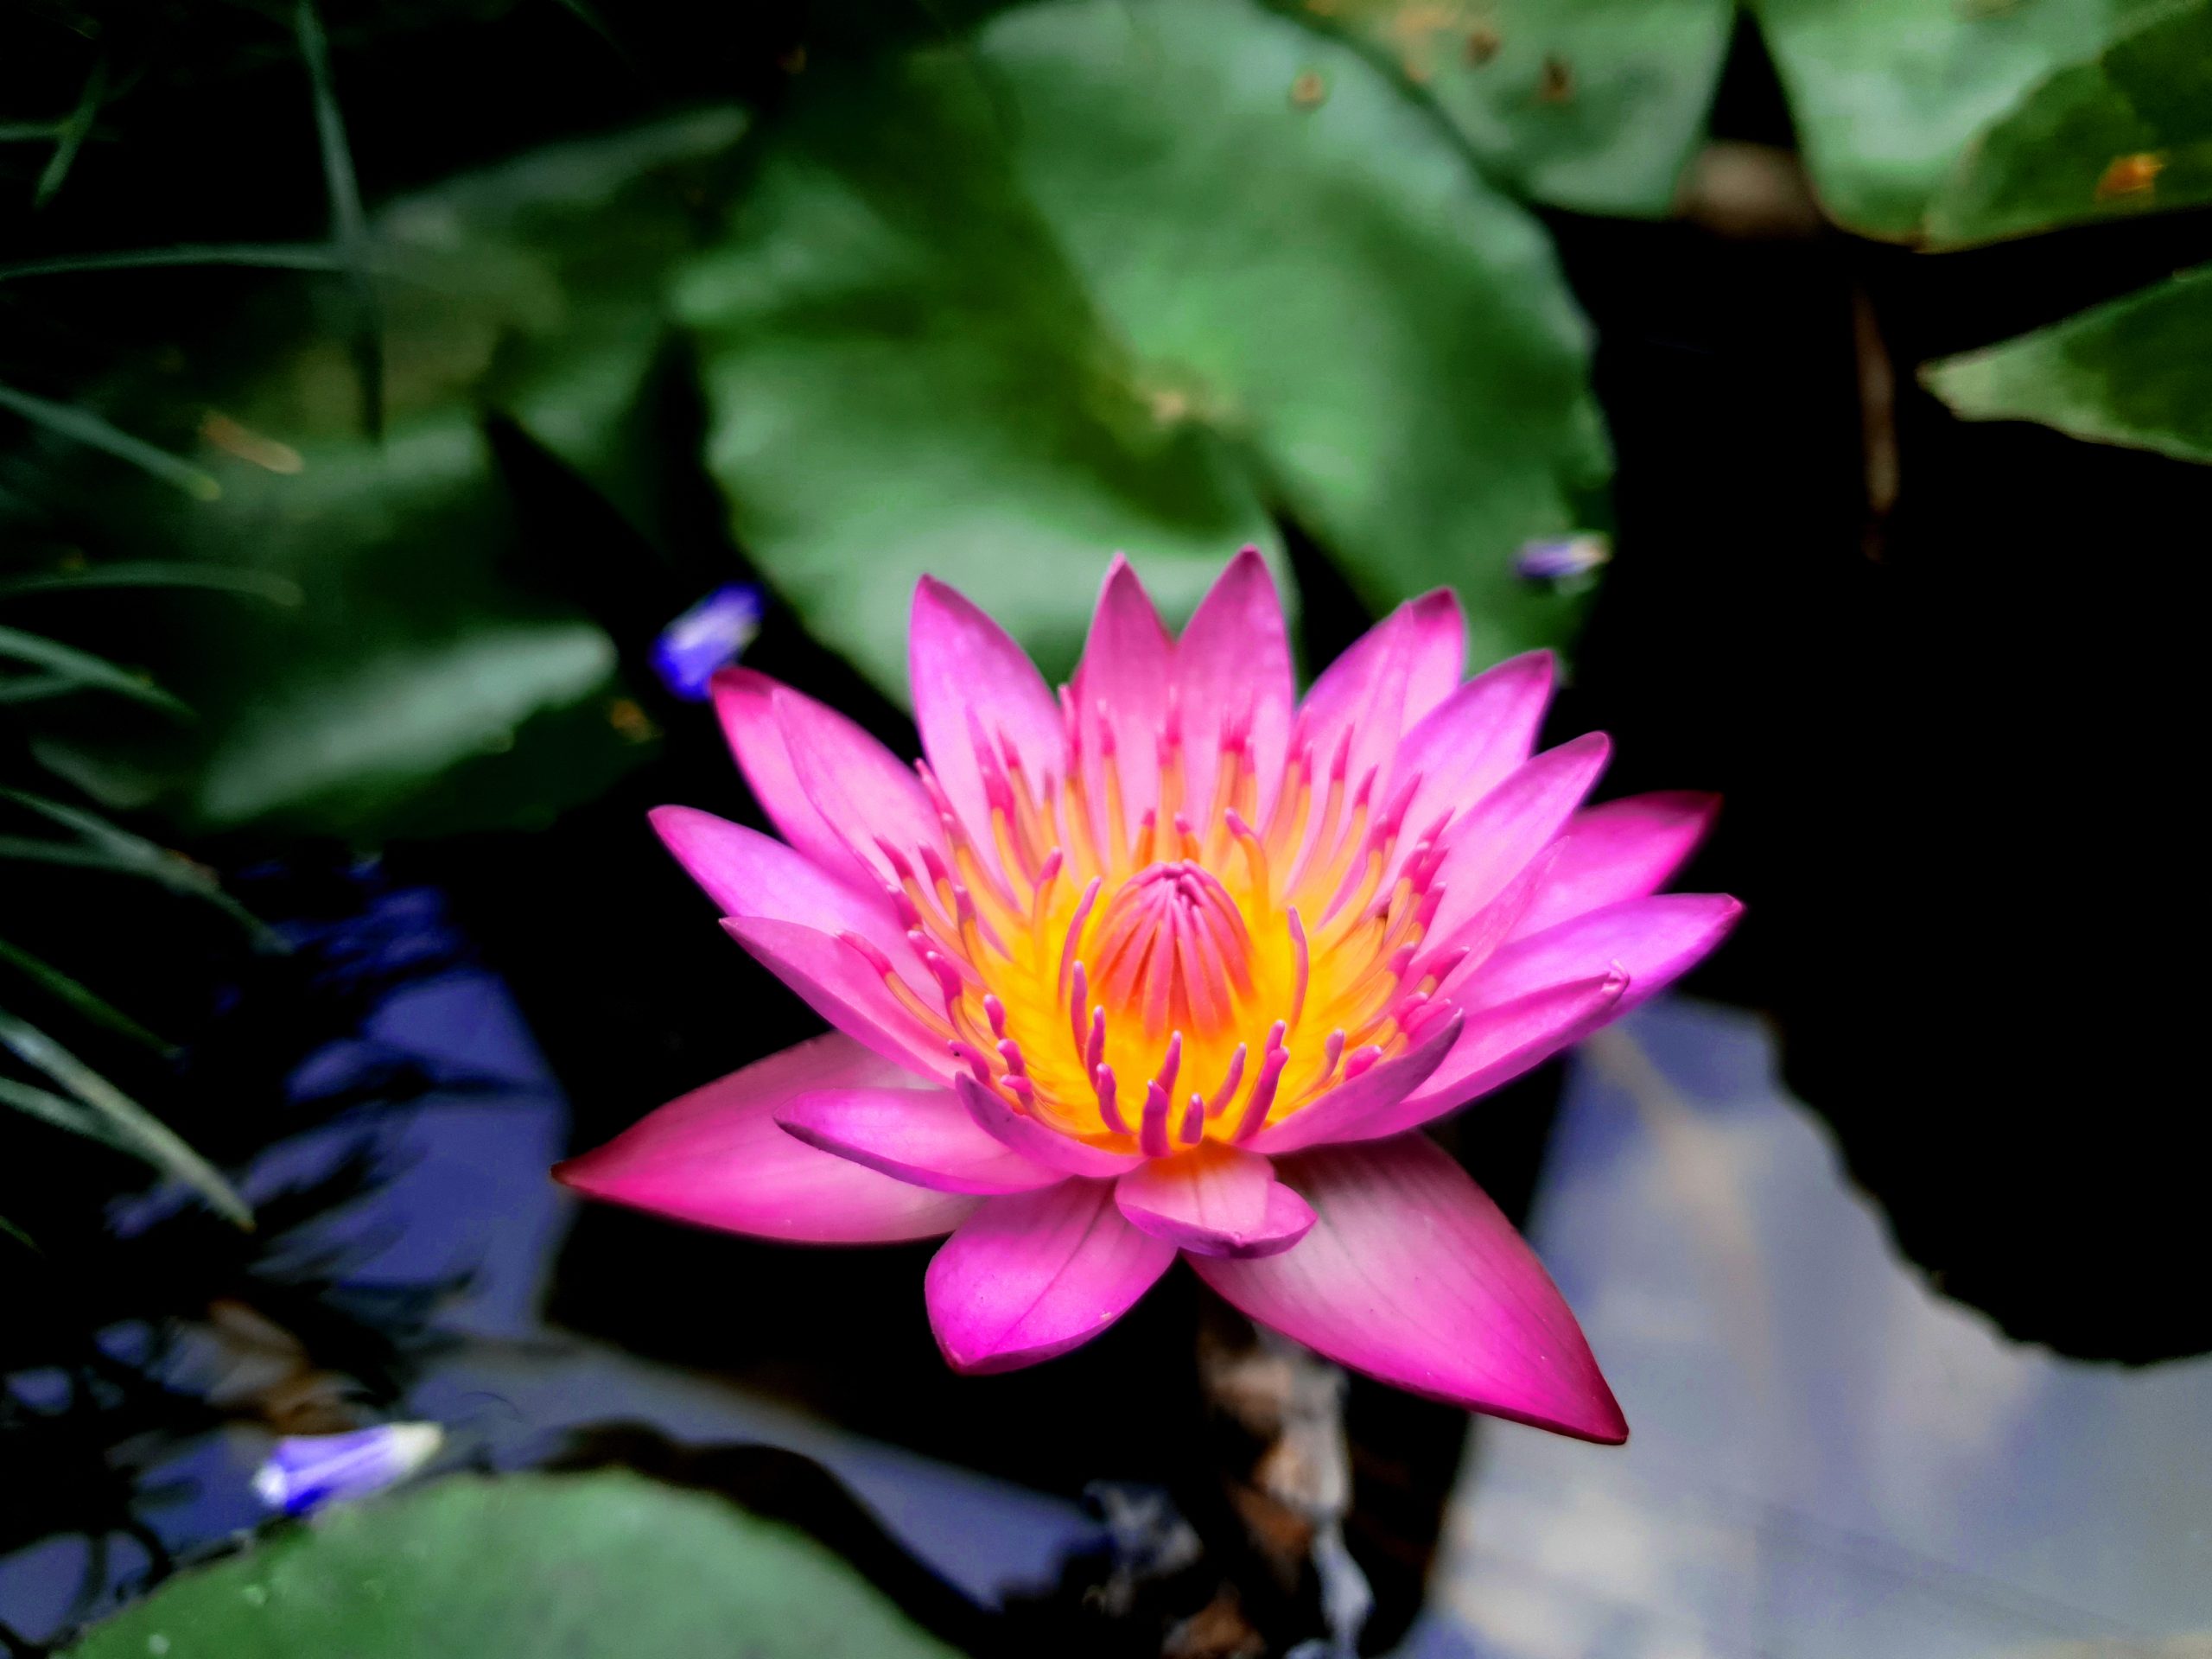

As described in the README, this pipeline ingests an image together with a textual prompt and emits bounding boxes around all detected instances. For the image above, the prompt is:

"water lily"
[557,551,1738,1442]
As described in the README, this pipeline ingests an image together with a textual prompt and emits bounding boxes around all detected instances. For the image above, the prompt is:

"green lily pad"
[62,1471,961,1659]
[12,109,747,841]
[679,0,1610,696]
[1275,0,1735,217]
[1755,0,2171,240]
[1922,261,2212,462]
[1923,1,2212,246]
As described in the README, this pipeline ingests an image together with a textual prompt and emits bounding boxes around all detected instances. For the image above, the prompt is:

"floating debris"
[251,1422,443,1517]
[1515,532,1611,583]
[652,582,764,702]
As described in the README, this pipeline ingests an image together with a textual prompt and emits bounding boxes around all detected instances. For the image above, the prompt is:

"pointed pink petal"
[650,807,926,992]
[1071,554,1175,832]
[1421,733,1611,946]
[1175,548,1294,824]
[1371,972,1629,1131]
[771,687,944,884]
[554,1034,976,1243]
[1246,1011,1464,1154]
[953,1071,1145,1178]
[1192,1136,1626,1441]
[1114,1143,1314,1257]
[1460,893,1744,1020]
[710,669,874,892]
[909,576,1067,861]
[721,916,955,1083]
[777,1084,1066,1195]
[1389,651,1555,865]
[1516,791,1720,937]
[1297,590,1466,802]
[925,1179,1176,1372]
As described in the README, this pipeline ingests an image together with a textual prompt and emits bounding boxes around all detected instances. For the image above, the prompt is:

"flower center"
[1089,861,1254,1040]
[842,704,1463,1157]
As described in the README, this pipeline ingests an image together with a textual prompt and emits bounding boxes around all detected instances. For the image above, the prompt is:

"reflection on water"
[1410,1000,2212,1659]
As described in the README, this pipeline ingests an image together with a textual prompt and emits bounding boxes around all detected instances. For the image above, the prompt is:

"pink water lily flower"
[556,551,1739,1443]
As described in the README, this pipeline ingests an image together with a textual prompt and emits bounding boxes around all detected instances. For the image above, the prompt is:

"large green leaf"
[679,0,1610,696]
[1922,262,2212,462]
[1923,1,2212,245]
[1276,0,1733,217]
[1755,0,2171,240]
[63,1471,960,1659]
[10,110,746,840]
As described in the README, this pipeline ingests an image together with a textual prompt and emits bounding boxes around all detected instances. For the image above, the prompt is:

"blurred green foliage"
[1923,0,2212,245]
[683,0,1610,695]
[1754,0,2177,241]
[1923,261,2212,462]
[64,1471,961,1659]
[1277,0,1735,217]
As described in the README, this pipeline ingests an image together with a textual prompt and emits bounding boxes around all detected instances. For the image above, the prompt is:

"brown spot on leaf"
[1466,22,1502,64]
[1289,69,1328,109]
[1537,54,1573,103]
[2094,151,2164,200]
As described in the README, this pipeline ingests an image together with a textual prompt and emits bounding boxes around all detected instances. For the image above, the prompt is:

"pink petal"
[1460,893,1744,1020]
[1175,548,1294,826]
[1191,1135,1626,1441]
[721,916,954,1083]
[953,1071,1144,1178]
[650,807,927,994]
[925,1179,1176,1372]
[1114,1143,1315,1257]
[1420,733,1611,947]
[1297,590,1465,804]
[553,1033,976,1243]
[1515,791,1720,937]
[1370,972,1629,1131]
[1070,555,1174,830]
[772,686,945,886]
[777,1084,1066,1195]
[908,576,1068,862]
[710,669,874,892]
[1389,652,1555,868]
[1246,1011,1464,1154]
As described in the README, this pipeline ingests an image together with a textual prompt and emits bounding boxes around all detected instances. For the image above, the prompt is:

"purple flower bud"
[251,1423,442,1516]
[1514,534,1611,583]
[652,584,765,702]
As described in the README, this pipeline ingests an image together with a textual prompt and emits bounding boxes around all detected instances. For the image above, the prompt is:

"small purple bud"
[251,1423,443,1516]
[652,583,765,702]
[1514,534,1611,583]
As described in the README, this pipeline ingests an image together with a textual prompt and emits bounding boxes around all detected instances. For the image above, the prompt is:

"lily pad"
[1923,1,2212,246]
[11,109,747,841]
[1922,261,2212,463]
[1276,0,1735,217]
[1755,0,2171,240]
[63,1471,960,1659]
[678,0,1610,696]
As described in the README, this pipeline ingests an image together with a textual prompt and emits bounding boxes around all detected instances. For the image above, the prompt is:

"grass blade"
[0,935,173,1051]
[0,1072,130,1147]
[0,1008,252,1226]
[0,243,343,283]
[0,561,302,604]
[0,788,281,945]
[0,382,221,499]
[0,624,189,715]
[296,0,384,438]
[35,56,106,209]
